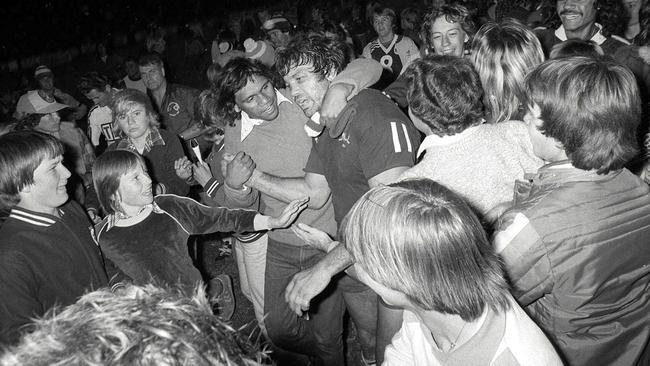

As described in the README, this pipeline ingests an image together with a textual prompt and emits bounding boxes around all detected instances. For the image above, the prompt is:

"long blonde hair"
[470,19,544,124]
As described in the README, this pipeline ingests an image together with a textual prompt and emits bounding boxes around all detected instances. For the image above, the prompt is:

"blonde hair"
[341,179,510,321]
[470,19,544,124]
[1,283,267,366]
[111,88,160,133]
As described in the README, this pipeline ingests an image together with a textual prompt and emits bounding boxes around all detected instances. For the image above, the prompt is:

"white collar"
[240,89,292,142]
[417,124,482,157]
[555,23,607,45]
[378,34,398,53]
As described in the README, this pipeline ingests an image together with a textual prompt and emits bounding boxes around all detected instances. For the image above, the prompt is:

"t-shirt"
[304,89,420,224]
[362,34,420,85]
[383,298,563,366]
[88,105,119,147]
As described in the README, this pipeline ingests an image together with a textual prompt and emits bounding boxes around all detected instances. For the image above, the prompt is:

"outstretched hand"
[269,198,309,229]
[292,223,336,253]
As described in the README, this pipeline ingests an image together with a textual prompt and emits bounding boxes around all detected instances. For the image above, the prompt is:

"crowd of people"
[1,0,650,365]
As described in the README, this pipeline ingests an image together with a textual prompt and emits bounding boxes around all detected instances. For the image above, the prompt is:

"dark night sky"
[1,0,277,61]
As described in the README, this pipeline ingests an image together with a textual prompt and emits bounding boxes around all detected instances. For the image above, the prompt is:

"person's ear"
[524,103,544,128]
[325,67,338,82]
[19,183,33,194]
[234,104,241,113]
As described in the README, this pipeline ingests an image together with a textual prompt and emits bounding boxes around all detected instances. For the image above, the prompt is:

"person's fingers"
[296,222,316,233]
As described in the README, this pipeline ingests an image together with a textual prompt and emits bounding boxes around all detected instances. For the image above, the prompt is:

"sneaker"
[361,352,377,366]
[209,274,235,321]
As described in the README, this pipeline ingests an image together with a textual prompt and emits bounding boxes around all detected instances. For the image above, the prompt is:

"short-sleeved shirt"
[362,35,420,81]
[304,89,420,224]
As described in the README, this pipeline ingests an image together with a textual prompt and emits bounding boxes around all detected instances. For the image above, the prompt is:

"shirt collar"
[106,202,161,231]
[417,123,483,157]
[116,127,165,154]
[240,89,292,142]
[527,160,619,185]
[555,23,607,45]
[9,206,64,227]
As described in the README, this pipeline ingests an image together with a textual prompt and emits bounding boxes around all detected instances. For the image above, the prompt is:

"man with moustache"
[535,0,630,57]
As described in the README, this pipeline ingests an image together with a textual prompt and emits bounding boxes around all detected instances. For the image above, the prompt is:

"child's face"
[115,102,151,141]
[116,162,154,211]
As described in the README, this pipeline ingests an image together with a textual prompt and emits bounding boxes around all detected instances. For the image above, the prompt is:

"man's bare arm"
[248,169,331,209]
[284,243,354,316]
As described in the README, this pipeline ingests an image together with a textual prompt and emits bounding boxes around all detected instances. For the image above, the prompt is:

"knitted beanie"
[244,38,276,67]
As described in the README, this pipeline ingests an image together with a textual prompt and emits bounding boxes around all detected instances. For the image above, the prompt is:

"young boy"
[495,56,650,366]
[0,131,112,346]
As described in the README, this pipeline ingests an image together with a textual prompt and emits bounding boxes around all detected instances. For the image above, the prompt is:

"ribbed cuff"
[253,214,271,231]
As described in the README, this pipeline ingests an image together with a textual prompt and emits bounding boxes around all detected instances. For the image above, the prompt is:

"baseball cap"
[16,91,69,115]
[34,65,54,79]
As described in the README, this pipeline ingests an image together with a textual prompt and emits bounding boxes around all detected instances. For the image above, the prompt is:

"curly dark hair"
[275,32,348,79]
[210,57,284,127]
[403,55,485,136]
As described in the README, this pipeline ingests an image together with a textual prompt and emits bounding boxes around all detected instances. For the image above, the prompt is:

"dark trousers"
[264,238,345,366]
